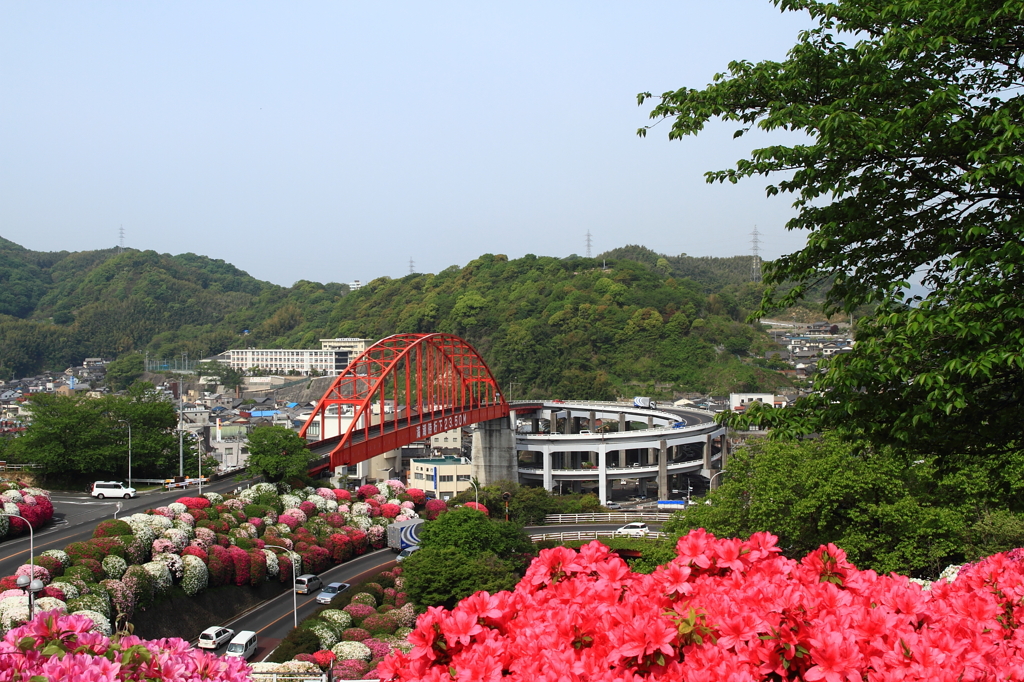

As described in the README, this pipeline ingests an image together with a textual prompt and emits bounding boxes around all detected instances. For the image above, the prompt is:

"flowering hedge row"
[378,530,1024,682]
[0,483,55,539]
[0,479,426,637]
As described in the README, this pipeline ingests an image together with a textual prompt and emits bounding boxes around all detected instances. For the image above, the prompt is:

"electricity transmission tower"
[585,231,593,258]
[750,225,762,283]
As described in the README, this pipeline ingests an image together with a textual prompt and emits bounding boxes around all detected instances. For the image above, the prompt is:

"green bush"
[93,519,133,538]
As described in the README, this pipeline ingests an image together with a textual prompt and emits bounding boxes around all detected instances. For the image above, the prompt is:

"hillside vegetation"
[0,236,787,396]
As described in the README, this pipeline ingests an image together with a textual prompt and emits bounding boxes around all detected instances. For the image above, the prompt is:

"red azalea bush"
[72,558,104,582]
[327,533,354,563]
[228,546,250,586]
[378,531,1024,682]
[423,498,448,520]
[92,519,132,539]
[0,576,18,590]
[181,546,208,563]
[334,489,352,502]
[278,554,294,584]
[324,512,346,528]
[300,546,331,575]
[299,501,316,517]
[207,546,234,587]
[380,503,401,519]
[248,549,267,586]
[177,496,211,509]
[404,488,426,506]
[31,555,64,578]
[463,501,488,515]
[346,528,368,555]
[312,649,336,669]
[356,484,379,500]
[333,659,369,680]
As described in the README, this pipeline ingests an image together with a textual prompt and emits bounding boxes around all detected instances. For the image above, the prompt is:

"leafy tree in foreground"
[640,0,1024,460]
[244,425,313,482]
[403,507,536,608]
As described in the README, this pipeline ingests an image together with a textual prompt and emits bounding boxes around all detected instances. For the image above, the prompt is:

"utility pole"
[750,225,762,283]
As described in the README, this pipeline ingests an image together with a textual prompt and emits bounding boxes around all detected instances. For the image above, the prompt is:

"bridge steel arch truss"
[300,333,509,474]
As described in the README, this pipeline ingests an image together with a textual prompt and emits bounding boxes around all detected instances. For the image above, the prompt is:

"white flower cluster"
[279,494,302,510]
[305,621,339,650]
[203,491,224,504]
[161,528,190,551]
[250,660,322,674]
[238,482,275,504]
[167,502,187,515]
[101,556,127,580]
[319,609,353,630]
[0,596,30,632]
[71,609,111,636]
[0,490,24,504]
[331,640,372,661]
[350,592,377,607]
[261,549,279,577]
[181,555,208,597]
[41,549,70,568]
[142,561,173,595]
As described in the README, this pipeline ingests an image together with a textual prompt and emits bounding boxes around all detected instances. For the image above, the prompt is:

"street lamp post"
[470,478,480,506]
[1,512,43,619]
[709,469,728,489]
[269,548,301,628]
[118,419,132,491]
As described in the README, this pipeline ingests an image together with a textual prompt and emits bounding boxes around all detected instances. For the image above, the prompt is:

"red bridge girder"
[300,333,509,476]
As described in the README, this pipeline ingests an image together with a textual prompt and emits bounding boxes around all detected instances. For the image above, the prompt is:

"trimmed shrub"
[92,519,133,538]
[360,613,398,636]
[89,537,127,559]
[101,556,128,581]
[341,627,371,642]
[64,565,96,583]
[64,541,104,564]
[73,558,105,582]
[30,555,64,578]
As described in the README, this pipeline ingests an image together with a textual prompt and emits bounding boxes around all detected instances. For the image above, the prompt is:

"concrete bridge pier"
[471,415,518,486]
[658,440,668,501]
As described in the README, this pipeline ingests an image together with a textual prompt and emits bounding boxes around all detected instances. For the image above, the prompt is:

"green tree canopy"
[668,433,1024,577]
[14,386,177,483]
[245,425,313,481]
[403,507,536,608]
[105,353,145,392]
[195,361,245,391]
[640,0,1024,459]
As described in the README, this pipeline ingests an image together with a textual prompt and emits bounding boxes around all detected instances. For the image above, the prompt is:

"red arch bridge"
[300,333,509,477]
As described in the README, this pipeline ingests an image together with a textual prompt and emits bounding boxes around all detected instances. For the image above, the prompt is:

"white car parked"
[614,522,650,538]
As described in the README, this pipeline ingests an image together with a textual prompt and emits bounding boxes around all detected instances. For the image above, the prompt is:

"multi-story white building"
[225,339,373,376]
[410,455,474,500]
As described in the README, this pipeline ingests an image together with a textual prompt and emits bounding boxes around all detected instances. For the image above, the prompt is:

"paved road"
[0,475,257,578]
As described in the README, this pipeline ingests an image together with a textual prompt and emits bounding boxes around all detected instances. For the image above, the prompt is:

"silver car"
[315,582,350,605]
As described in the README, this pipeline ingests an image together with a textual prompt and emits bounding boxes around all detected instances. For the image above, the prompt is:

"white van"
[224,630,257,660]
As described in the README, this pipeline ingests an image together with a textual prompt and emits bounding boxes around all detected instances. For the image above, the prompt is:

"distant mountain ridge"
[0,237,785,396]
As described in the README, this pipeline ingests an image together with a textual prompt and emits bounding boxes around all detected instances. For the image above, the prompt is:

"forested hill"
[0,238,787,396]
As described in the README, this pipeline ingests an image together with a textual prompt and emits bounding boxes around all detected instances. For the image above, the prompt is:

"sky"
[0,2,816,288]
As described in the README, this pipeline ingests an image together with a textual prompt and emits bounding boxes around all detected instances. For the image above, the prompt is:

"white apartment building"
[410,456,473,500]
[225,339,373,376]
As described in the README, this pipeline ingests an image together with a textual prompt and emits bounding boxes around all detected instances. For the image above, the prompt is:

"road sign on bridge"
[300,333,509,476]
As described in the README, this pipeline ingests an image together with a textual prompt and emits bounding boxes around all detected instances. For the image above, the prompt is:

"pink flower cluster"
[379,530,1024,682]
[0,611,251,681]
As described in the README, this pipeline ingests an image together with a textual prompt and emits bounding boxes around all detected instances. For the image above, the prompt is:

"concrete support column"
[598,443,608,505]
[618,413,627,432]
[470,416,518,486]
[702,434,713,470]
[542,447,552,492]
[647,415,654,430]
[549,410,559,434]
[658,439,669,501]
[645,447,653,466]
[720,433,729,470]
[531,418,539,434]
[564,411,572,434]
[589,411,596,432]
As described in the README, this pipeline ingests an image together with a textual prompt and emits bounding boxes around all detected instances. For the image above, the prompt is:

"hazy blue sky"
[1,2,814,287]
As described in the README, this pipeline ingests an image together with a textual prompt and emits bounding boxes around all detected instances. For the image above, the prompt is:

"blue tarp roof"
[249,410,279,417]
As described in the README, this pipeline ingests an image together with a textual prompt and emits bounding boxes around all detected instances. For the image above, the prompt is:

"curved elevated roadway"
[510,400,726,503]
